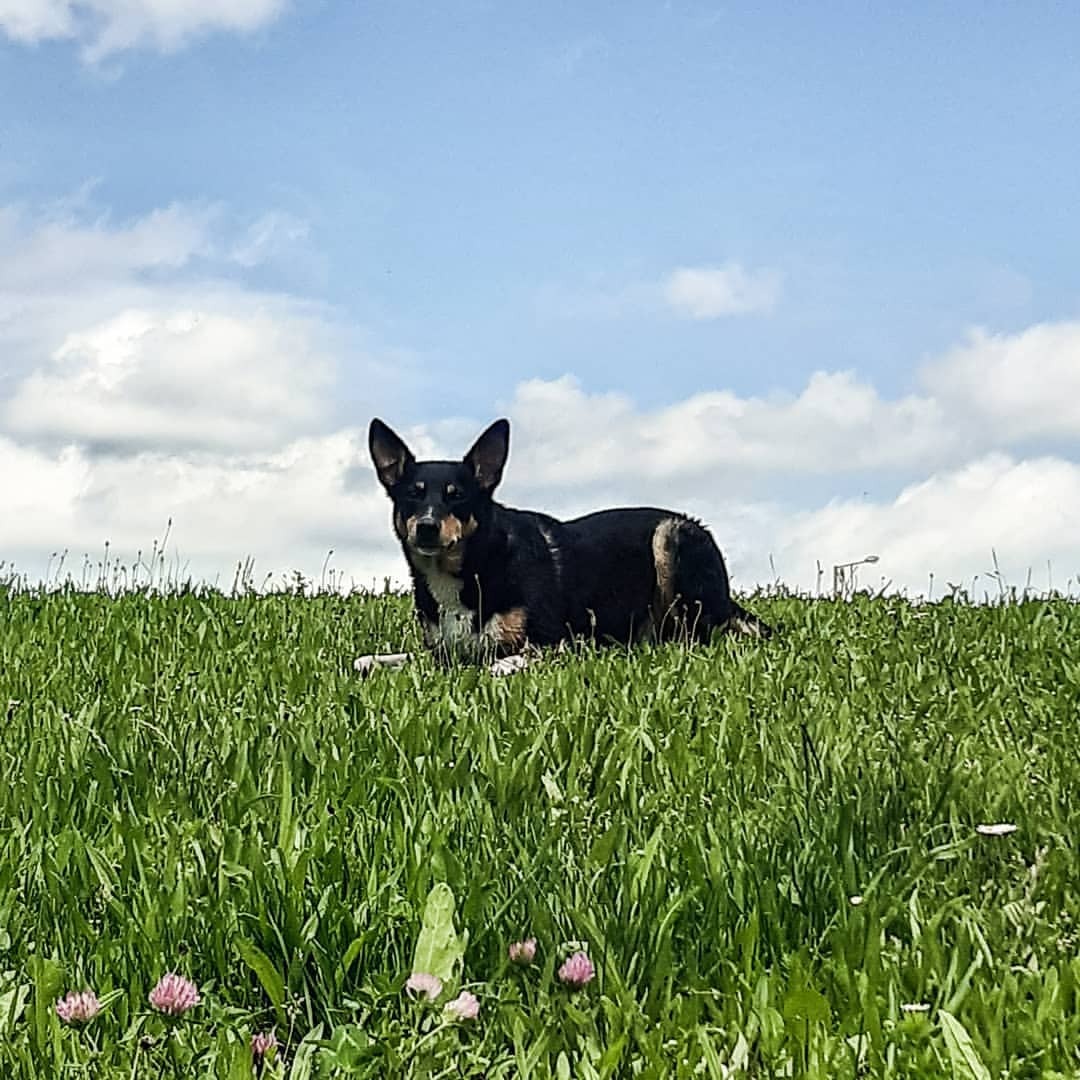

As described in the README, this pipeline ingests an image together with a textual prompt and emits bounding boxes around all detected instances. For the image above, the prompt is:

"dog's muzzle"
[413,517,441,553]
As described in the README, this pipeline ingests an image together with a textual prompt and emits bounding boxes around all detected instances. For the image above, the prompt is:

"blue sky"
[1,2,1079,593]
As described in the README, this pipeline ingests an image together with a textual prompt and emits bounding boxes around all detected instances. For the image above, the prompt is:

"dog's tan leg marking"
[650,518,682,639]
[354,652,412,676]
[484,606,529,652]
[481,607,532,674]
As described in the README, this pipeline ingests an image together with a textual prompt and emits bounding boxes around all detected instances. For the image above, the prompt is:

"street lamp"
[833,554,880,598]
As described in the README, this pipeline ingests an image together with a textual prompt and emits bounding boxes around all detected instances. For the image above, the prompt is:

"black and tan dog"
[355,418,771,675]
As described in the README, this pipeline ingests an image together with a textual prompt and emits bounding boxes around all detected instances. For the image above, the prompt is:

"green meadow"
[0,585,1077,1077]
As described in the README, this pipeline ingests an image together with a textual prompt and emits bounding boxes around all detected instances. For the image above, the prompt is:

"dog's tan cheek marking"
[488,606,528,649]
[394,511,409,540]
[435,515,476,575]
[440,515,464,545]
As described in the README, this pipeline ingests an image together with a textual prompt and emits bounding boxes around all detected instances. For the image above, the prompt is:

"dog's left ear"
[464,418,510,493]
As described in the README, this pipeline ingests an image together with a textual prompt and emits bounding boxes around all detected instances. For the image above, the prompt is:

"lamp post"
[833,554,880,598]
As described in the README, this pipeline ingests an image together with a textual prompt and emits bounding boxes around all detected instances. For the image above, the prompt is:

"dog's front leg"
[480,608,538,676]
[353,652,412,677]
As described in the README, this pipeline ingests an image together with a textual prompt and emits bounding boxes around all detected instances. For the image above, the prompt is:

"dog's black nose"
[414,520,440,549]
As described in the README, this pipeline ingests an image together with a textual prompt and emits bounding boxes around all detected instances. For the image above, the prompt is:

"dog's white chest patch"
[422,567,478,655]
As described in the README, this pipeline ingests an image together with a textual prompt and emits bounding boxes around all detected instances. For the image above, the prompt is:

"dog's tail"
[729,601,774,640]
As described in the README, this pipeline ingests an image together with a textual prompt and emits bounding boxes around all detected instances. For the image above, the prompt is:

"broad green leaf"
[940,1010,991,1080]
[237,939,286,1022]
[783,986,830,1025]
[28,956,63,1059]
[325,1024,371,1069]
[339,936,365,980]
[410,883,464,985]
[695,1027,727,1080]
[278,750,295,858]
[287,1023,323,1080]
[0,980,31,1039]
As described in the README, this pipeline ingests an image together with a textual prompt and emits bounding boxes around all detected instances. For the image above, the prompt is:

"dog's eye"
[411,481,425,497]
[445,484,465,502]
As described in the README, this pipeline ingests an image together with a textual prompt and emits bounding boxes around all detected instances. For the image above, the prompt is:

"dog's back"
[556,507,769,644]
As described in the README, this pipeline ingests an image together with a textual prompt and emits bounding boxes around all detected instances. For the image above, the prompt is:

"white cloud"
[229,212,311,268]
[0,0,286,59]
[0,198,344,453]
[0,200,321,381]
[537,262,783,321]
[770,455,1080,597]
[501,371,952,500]
[5,306,332,452]
[662,264,783,318]
[498,316,1080,502]
[0,432,403,589]
[0,196,406,586]
[0,0,74,42]
[1,195,1077,597]
[471,373,1078,596]
[6,430,1074,600]
[2,437,90,549]
[920,321,1080,441]
[0,202,216,290]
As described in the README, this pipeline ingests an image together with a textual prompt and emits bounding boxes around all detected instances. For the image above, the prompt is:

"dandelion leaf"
[411,883,464,984]
[782,985,830,1025]
[237,938,286,1023]
[940,1010,991,1080]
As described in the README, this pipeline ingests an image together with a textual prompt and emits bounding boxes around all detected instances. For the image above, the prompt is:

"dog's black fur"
[368,417,771,664]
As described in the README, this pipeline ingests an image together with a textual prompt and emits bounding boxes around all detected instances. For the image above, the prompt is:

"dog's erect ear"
[463,418,510,493]
[369,418,415,491]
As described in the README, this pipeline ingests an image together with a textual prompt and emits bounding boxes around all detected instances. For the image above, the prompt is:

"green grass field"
[1,585,1077,1078]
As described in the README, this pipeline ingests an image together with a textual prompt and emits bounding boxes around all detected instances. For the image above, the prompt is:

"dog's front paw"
[354,652,411,677]
[354,655,379,677]
[488,653,532,677]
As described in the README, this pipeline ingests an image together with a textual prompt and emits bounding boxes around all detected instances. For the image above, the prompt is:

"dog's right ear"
[369,418,415,491]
